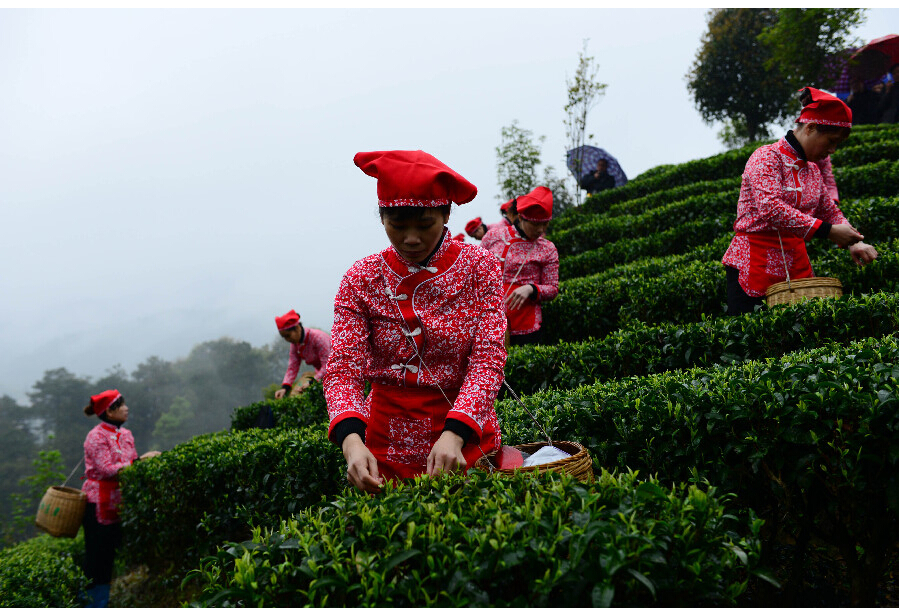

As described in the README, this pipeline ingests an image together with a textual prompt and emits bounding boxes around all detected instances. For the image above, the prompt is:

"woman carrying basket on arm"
[81,390,159,608]
[481,186,559,346]
[722,87,878,314]
[324,150,506,493]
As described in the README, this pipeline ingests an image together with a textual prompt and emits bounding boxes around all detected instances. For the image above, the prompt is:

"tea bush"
[230,381,327,431]
[834,159,899,198]
[550,177,740,232]
[188,471,766,608]
[553,124,899,229]
[0,533,88,608]
[556,193,897,281]
[579,143,762,213]
[497,335,899,605]
[552,190,737,257]
[831,138,899,167]
[506,290,899,394]
[558,215,730,280]
[119,425,344,572]
[542,237,899,343]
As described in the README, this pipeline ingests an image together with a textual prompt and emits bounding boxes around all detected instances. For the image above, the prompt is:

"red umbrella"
[849,34,899,80]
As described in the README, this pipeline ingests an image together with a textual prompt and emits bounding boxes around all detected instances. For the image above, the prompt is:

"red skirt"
[503,282,539,334]
[96,479,121,524]
[366,383,499,480]
[738,231,814,297]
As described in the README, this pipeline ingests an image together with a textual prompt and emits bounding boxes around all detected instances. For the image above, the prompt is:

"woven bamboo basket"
[766,277,843,307]
[474,441,594,483]
[35,486,86,538]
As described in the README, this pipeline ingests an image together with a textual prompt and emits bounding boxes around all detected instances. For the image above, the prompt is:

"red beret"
[275,309,301,331]
[354,150,477,207]
[797,87,852,128]
[516,186,553,222]
[500,198,515,212]
[452,233,466,242]
[464,217,484,236]
[90,390,123,416]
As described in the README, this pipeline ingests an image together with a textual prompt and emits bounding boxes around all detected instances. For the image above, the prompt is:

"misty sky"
[2,8,897,402]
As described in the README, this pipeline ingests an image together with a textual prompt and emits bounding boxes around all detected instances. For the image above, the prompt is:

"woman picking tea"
[721,87,878,314]
[273,309,331,398]
[481,185,559,345]
[324,150,506,493]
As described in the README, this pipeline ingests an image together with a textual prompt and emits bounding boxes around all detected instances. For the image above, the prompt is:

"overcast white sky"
[1,8,897,402]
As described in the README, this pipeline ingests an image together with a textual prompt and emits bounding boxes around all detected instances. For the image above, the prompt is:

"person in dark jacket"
[579,158,615,194]
[878,64,899,123]
[846,77,883,125]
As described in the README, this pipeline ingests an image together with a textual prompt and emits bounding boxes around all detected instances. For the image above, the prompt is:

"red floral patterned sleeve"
[324,261,373,434]
[816,156,840,203]
[307,329,332,381]
[811,163,848,227]
[281,343,301,386]
[446,249,506,436]
[533,242,559,302]
[746,147,819,238]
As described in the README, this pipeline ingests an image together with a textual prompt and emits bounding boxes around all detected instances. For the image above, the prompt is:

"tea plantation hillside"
[4,123,899,608]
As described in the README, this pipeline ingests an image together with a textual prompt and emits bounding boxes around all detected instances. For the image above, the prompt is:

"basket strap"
[502,380,553,446]
[63,457,85,488]
[776,231,793,291]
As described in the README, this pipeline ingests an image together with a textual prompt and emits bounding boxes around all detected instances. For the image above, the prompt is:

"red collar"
[382,228,460,278]
[776,138,807,168]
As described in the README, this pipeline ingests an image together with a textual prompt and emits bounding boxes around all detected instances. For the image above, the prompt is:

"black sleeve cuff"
[814,222,832,239]
[332,418,366,448]
[443,418,474,444]
[528,284,539,300]
[281,383,293,390]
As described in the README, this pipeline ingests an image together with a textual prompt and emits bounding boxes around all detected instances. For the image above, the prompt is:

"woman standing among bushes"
[273,309,331,398]
[325,150,506,493]
[722,87,878,314]
[481,186,559,345]
[81,390,159,607]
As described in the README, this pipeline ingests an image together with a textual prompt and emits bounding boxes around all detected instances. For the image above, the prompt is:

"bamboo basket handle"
[63,457,85,488]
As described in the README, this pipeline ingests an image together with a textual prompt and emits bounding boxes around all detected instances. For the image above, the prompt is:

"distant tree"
[3,449,65,546]
[151,396,196,451]
[564,39,608,206]
[759,8,866,91]
[0,396,39,547]
[496,120,544,202]
[178,337,281,437]
[28,368,95,468]
[686,8,795,147]
[124,357,181,451]
[541,165,575,219]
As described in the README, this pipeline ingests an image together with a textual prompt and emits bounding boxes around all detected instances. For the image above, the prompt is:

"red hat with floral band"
[275,309,301,331]
[89,389,123,416]
[464,217,484,236]
[797,87,852,128]
[500,198,515,212]
[516,186,553,222]
[353,150,478,208]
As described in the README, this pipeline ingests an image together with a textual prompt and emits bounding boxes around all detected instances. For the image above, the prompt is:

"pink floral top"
[282,327,332,384]
[722,137,847,295]
[480,224,560,334]
[81,422,137,524]
[324,230,506,441]
[815,156,839,203]
[485,218,512,233]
